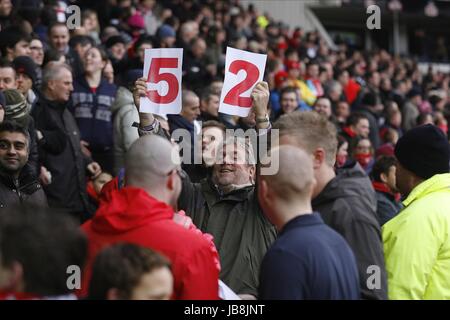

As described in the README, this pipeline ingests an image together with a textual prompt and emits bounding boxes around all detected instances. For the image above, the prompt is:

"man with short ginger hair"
[273,111,387,300]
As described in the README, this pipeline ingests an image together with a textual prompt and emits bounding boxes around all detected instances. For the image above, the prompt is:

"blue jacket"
[259,213,360,300]
[71,76,117,151]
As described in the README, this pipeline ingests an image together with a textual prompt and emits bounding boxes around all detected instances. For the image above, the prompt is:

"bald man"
[81,135,220,300]
[258,145,360,300]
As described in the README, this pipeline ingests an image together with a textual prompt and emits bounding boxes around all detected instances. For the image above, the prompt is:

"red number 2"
[146,57,179,104]
[223,60,260,108]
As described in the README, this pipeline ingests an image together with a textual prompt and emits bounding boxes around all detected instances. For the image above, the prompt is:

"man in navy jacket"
[258,145,360,300]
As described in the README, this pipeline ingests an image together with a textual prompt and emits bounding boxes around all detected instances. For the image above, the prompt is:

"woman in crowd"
[71,46,118,173]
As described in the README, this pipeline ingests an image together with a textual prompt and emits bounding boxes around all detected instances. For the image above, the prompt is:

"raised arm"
[251,81,271,131]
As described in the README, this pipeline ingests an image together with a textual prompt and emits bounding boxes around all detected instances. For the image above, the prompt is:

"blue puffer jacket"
[71,76,117,151]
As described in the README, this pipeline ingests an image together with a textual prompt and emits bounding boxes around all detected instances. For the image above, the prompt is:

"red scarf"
[372,181,401,202]
[343,126,357,138]
[354,152,372,168]
[336,154,347,168]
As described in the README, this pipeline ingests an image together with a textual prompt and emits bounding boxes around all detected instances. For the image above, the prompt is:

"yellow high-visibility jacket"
[383,173,450,299]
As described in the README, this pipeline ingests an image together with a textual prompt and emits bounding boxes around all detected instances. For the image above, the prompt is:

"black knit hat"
[13,56,37,84]
[395,124,450,179]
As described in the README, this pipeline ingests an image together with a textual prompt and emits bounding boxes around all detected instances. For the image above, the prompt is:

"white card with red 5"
[219,47,267,117]
[140,48,183,115]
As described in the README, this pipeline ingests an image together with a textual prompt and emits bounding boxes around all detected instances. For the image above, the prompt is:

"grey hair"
[218,135,256,166]
[180,21,197,36]
[181,90,198,107]
[326,80,342,94]
[41,62,73,91]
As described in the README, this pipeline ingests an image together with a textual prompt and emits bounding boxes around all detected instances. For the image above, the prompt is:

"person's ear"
[6,46,14,58]
[47,79,56,92]
[312,148,326,169]
[199,100,206,112]
[380,172,388,184]
[249,165,256,182]
[258,178,269,204]
[2,261,24,292]
[106,288,121,300]
[166,171,175,191]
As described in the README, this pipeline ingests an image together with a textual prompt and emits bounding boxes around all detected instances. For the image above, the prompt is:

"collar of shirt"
[279,212,323,236]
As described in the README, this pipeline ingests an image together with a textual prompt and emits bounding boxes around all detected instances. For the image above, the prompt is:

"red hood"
[89,187,175,234]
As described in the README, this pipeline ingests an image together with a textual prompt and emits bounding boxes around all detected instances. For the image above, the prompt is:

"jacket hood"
[403,173,450,207]
[90,186,174,234]
[167,114,194,132]
[313,161,374,206]
[111,86,134,114]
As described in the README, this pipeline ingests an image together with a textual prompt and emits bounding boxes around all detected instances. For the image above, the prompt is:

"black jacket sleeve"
[33,107,67,155]
[26,118,40,177]
[333,198,388,300]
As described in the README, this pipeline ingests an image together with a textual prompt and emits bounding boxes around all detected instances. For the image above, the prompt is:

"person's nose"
[223,152,234,164]
[7,145,17,155]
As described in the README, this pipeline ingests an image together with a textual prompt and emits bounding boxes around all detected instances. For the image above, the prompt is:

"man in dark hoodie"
[273,111,387,300]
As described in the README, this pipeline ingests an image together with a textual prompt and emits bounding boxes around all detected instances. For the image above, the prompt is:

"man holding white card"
[133,77,275,298]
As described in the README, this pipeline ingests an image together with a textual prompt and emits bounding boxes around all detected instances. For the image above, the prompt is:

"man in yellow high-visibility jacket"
[383,124,450,299]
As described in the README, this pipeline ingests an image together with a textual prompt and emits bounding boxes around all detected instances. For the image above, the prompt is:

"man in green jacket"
[132,78,277,298]
[383,124,450,299]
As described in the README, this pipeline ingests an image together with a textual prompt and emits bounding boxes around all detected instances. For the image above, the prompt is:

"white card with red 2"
[219,47,267,117]
[140,48,183,115]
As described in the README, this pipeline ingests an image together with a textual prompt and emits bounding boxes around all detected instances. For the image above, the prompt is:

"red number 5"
[146,57,179,104]
[223,60,260,108]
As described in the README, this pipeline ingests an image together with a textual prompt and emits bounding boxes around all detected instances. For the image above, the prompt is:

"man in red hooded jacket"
[81,135,220,299]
